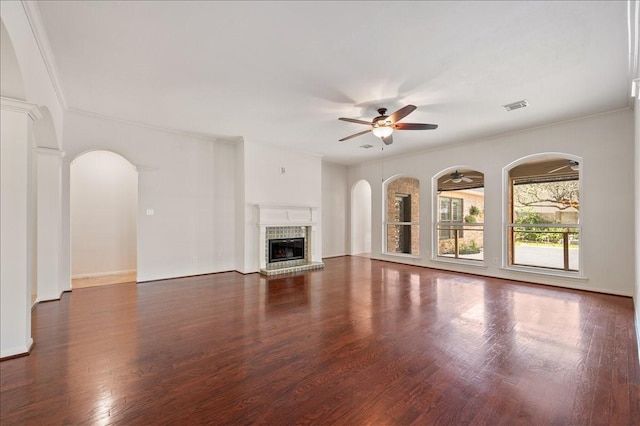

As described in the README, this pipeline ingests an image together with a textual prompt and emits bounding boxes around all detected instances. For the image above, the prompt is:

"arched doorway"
[70,151,138,288]
[351,179,372,256]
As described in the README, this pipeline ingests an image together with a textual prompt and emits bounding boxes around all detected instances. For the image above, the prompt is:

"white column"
[60,156,72,292]
[0,97,41,358]
[35,147,64,301]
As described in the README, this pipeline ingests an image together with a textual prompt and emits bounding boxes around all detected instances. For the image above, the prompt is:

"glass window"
[435,170,484,261]
[507,158,580,272]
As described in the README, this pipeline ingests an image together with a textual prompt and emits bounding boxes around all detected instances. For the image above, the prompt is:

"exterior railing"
[436,223,484,260]
[507,224,579,271]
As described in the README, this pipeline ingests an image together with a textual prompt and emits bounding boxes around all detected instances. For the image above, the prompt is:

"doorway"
[70,151,137,288]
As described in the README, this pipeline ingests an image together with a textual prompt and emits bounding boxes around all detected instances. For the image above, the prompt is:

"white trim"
[0,97,43,120]
[431,257,486,268]
[21,1,68,108]
[381,252,421,260]
[67,107,240,144]
[71,269,136,279]
[501,265,587,281]
[34,147,64,158]
[0,338,33,359]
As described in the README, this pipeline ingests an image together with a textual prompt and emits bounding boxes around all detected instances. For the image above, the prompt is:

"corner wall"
[62,111,237,282]
[322,161,348,258]
[240,141,322,273]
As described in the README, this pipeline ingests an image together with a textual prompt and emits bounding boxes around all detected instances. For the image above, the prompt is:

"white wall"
[322,161,348,258]
[0,106,35,357]
[63,111,237,282]
[634,94,639,357]
[240,141,322,273]
[348,110,635,296]
[70,150,137,277]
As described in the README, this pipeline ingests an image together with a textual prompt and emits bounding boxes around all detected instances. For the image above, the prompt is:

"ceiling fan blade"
[338,117,372,125]
[442,178,452,184]
[547,165,568,174]
[462,177,473,183]
[395,123,438,130]
[382,134,393,145]
[339,129,371,142]
[388,105,417,123]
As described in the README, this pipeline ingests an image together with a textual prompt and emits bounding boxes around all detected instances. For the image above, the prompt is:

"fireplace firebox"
[269,237,305,263]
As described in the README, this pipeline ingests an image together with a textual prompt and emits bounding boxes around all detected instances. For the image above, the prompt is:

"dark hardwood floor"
[1,256,639,425]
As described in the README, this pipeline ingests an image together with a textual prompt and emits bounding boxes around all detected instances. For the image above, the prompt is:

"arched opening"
[351,179,372,256]
[504,153,581,273]
[384,175,420,255]
[70,151,138,288]
[434,167,485,262]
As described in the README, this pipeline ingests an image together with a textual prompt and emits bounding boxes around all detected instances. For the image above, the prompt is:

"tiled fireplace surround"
[258,205,324,276]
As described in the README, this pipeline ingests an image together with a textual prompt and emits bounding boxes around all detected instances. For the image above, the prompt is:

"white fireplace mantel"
[257,204,320,227]
[256,204,323,272]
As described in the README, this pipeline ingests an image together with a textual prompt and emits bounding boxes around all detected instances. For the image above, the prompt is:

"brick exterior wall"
[386,177,420,255]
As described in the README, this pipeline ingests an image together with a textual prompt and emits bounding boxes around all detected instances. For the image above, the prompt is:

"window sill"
[501,265,588,281]
[431,257,487,268]
[382,252,421,260]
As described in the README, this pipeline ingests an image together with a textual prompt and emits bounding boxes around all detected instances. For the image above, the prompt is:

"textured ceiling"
[34,1,632,165]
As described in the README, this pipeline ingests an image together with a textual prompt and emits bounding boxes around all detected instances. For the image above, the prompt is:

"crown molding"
[66,107,239,144]
[1,96,43,120]
[21,1,68,109]
[34,147,65,158]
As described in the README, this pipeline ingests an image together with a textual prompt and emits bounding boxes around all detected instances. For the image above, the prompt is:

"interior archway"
[351,179,372,256]
[70,150,138,288]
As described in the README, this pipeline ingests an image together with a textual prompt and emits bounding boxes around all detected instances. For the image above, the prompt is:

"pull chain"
[381,142,384,183]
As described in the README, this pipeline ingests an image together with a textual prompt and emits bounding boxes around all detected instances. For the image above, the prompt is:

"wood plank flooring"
[1,256,639,425]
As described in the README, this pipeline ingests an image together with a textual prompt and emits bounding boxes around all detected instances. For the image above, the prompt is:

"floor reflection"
[262,274,310,313]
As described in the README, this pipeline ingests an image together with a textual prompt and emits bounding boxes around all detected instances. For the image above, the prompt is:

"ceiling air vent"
[502,99,528,112]
[359,144,374,149]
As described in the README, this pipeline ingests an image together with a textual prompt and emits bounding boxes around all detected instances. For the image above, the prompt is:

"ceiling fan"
[442,170,481,184]
[548,160,579,174]
[338,105,438,145]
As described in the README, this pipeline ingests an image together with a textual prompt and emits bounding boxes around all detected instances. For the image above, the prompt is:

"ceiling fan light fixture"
[451,177,463,184]
[372,125,393,138]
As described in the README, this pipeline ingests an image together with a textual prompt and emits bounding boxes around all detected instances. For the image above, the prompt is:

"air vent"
[502,99,528,111]
[359,144,374,149]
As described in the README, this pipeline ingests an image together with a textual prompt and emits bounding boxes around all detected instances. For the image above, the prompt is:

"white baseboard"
[72,269,136,279]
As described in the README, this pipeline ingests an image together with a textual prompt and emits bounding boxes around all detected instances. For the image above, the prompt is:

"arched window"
[385,176,420,255]
[506,155,581,273]
[435,169,484,262]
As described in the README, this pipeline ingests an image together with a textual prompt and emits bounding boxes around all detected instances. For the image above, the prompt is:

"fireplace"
[269,237,305,263]
[257,205,324,276]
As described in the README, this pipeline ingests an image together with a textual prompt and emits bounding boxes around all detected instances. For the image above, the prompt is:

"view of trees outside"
[512,179,579,270]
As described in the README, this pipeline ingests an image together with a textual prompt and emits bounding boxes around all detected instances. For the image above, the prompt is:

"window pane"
[439,198,450,221]
[386,224,419,255]
[451,198,463,221]
[508,159,580,273]
[437,225,483,261]
[512,227,578,271]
